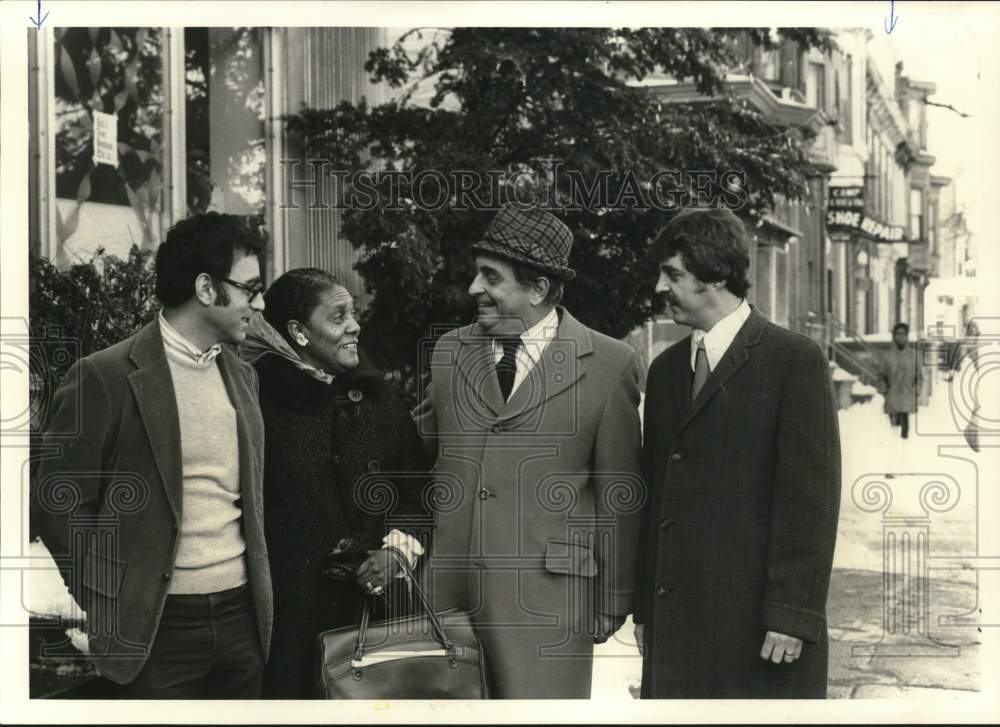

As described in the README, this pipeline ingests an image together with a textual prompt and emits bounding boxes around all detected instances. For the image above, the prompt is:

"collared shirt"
[492,307,559,398]
[159,311,222,367]
[690,299,751,373]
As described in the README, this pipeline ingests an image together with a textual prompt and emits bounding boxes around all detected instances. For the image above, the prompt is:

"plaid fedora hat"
[469,206,576,280]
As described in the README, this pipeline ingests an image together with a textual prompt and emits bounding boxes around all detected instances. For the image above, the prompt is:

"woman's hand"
[355,549,401,596]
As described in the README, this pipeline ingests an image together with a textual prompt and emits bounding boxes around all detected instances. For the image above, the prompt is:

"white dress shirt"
[492,307,559,398]
[690,299,751,372]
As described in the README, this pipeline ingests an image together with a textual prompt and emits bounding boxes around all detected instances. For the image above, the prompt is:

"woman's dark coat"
[251,349,431,698]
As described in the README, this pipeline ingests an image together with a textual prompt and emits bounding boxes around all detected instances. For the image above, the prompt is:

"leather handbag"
[315,549,489,699]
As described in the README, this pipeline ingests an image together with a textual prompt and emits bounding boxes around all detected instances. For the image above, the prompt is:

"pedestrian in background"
[881,322,922,440]
[945,320,982,451]
[945,320,980,380]
[240,268,431,698]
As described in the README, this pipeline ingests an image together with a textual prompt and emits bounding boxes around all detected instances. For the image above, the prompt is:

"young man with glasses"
[33,212,273,698]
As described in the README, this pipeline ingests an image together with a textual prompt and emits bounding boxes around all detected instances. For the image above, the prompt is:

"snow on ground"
[24,539,82,620]
[833,370,986,574]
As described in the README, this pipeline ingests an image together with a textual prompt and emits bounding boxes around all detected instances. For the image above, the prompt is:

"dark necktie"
[691,339,709,402]
[496,337,520,402]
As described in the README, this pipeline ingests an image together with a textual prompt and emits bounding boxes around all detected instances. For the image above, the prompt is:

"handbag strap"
[354,547,455,662]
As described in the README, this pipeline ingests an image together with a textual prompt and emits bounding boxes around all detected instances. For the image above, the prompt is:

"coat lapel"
[456,329,505,416]
[499,307,591,422]
[216,349,262,521]
[671,336,694,423]
[674,308,768,437]
[127,321,183,521]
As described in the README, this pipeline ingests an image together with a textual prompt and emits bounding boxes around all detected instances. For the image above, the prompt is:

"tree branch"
[924,97,972,118]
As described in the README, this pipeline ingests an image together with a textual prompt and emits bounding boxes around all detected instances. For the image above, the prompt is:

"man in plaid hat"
[414,205,644,698]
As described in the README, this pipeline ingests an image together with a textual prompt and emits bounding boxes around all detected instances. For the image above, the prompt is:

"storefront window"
[184,28,267,236]
[42,27,270,266]
[53,28,164,259]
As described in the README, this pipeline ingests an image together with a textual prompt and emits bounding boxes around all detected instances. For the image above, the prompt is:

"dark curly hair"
[263,268,345,347]
[652,207,752,298]
[154,212,266,307]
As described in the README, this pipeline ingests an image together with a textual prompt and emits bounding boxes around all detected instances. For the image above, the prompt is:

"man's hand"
[594,613,626,644]
[760,631,803,664]
[355,549,401,596]
[634,623,644,656]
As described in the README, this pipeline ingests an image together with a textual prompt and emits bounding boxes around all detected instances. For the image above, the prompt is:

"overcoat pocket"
[543,539,598,578]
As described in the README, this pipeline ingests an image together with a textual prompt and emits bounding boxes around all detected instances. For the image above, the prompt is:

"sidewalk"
[825,377,983,698]
[826,568,980,698]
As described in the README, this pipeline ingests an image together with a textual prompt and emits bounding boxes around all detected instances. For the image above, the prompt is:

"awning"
[756,215,803,243]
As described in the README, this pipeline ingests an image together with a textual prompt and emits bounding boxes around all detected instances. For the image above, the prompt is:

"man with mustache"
[32,213,272,698]
[635,207,841,698]
[414,205,644,698]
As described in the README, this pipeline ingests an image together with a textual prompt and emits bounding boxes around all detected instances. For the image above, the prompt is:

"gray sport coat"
[33,320,271,685]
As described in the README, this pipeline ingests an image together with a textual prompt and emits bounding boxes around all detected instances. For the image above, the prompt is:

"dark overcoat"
[415,307,644,698]
[31,321,272,685]
[636,309,841,698]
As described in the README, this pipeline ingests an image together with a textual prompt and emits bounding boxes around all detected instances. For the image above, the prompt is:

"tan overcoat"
[415,307,644,698]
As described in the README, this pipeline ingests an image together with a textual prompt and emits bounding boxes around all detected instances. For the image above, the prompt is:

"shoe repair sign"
[827,185,906,243]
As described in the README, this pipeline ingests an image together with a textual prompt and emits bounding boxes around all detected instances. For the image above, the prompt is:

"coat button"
[670,452,683,462]
[348,389,363,402]
[491,423,503,434]
[656,585,667,597]
[479,488,491,500]
[659,518,672,530]
[162,571,171,582]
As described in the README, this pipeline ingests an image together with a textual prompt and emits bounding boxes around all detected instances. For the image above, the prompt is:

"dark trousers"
[890,412,910,439]
[121,583,264,699]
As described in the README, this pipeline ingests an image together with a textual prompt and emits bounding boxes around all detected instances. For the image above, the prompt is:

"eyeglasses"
[219,277,266,300]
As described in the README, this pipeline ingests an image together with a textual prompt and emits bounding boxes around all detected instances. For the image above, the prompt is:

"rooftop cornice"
[866,64,913,153]
[641,74,817,127]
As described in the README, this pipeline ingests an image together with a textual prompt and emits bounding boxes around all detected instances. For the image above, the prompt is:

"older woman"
[240,268,431,698]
